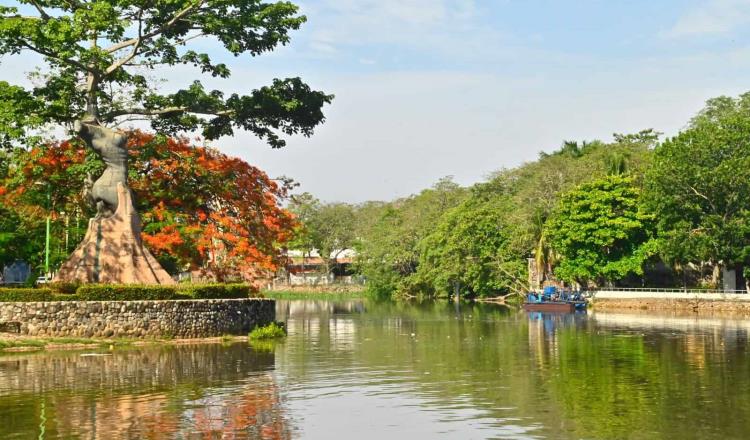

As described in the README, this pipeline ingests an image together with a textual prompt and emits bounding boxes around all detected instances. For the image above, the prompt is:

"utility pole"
[44,190,50,277]
[34,181,52,278]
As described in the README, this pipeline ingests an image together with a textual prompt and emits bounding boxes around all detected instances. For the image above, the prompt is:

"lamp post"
[44,191,50,277]
[33,182,51,277]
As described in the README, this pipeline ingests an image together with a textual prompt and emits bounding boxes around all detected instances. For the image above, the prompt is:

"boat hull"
[523,302,576,313]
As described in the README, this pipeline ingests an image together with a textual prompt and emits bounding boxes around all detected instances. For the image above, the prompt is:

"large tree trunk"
[56,122,173,285]
[711,262,721,289]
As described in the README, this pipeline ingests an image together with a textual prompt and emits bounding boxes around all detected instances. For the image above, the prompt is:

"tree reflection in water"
[0,343,290,439]
[4,302,750,439]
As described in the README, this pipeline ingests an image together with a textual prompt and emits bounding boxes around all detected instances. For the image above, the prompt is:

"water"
[2,300,750,439]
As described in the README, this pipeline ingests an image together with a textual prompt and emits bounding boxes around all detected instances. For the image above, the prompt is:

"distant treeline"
[289,92,750,298]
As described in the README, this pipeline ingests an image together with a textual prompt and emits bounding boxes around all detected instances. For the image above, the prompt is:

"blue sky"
[3,0,750,202]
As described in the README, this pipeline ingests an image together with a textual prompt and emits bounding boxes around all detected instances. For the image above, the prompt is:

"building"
[277,249,358,286]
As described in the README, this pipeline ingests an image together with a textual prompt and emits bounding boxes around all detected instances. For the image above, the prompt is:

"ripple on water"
[3,302,750,439]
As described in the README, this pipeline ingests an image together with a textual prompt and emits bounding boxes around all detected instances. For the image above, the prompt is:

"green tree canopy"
[287,194,357,272]
[0,0,333,147]
[644,93,750,270]
[287,192,321,257]
[546,175,656,287]
[415,194,527,298]
[354,177,467,297]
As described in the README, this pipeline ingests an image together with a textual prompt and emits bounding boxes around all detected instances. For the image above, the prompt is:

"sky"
[3,0,750,202]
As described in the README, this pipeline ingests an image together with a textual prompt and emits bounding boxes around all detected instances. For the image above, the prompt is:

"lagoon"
[2,299,750,439]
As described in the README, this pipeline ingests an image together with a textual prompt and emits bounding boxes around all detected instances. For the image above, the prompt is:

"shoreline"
[0,334,251,353]
[262,290,366,300]
[592,297,750,316]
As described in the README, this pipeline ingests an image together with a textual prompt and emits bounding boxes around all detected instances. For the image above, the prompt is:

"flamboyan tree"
[0,0,332,147]
[0,0,330,281]
[0,132,297,279]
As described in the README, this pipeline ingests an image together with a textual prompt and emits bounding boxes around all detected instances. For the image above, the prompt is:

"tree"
[484,132,655,285]
[0,141,93,272]
[416,195,527,298]
[0,131,297,280]
[546,175,657,287]
[287,194,356,275]
[354,177,467,297]
[0,0,330,282]
[286,192,321,260]
[0,0,332,148]
[644,93,750,286]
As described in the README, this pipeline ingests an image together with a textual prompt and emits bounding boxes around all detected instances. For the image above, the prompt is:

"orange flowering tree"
[0,132,295,280]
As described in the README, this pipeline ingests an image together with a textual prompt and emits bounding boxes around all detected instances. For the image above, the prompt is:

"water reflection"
[0,344,290,439]
[3,301,750,439]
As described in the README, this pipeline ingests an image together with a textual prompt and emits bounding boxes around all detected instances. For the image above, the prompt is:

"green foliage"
[354,177,468,297]
[248,322,286,339]
[47,281,81,295]
[0,0,332,147]
[76,285,185,301]
[0,283,253,301]
[0,288,53,302]
[0,144,97,271]
[546,175,657,286]
[644,93,750,269]
[415,195,526,297]
[350,136,655,297]
[287,192,320,255]
[288,193,357,270]
[177,284,253,299]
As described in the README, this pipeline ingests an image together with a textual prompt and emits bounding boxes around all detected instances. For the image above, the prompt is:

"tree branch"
[105,106,232,119]
[175,32,205,46]
[103,0,204,54]
[687,184,716,212]
[105,8,144,75]
[28,0,50,19]
[20,42,91,72]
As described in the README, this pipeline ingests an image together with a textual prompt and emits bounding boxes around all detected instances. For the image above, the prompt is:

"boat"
[523,287,587,313]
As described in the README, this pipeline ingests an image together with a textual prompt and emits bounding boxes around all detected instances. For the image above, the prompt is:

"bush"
[0,288,53,302]
[76,285,183,301]
[0,283,256,301]
[47,281,81,295]
[248,322,286,340]
[51,294,81,301]
[177,283,253,299]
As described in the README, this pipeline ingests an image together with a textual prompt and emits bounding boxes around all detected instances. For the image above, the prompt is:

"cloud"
[297,0,503,60]
[663,0,750,38]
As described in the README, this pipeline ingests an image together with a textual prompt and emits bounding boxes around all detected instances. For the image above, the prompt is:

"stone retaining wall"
[592,292,750,313]
[0,298,275,338]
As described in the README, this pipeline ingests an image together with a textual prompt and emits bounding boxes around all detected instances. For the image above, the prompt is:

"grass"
[0,336,157,353]
[248,339,277,352]
[248,322,286,340]
[219,334,239,345]
[0,339,46,350]
[262,290,365,301]
[0,337,99,351]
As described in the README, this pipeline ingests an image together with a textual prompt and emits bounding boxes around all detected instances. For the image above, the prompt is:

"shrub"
[248,322,286,340]
[47,281,81,295]
[0,284,257,301]
[51,294,81,301]
[0,288,53,302]
[177,284,253,299]
[76,285,183,301]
